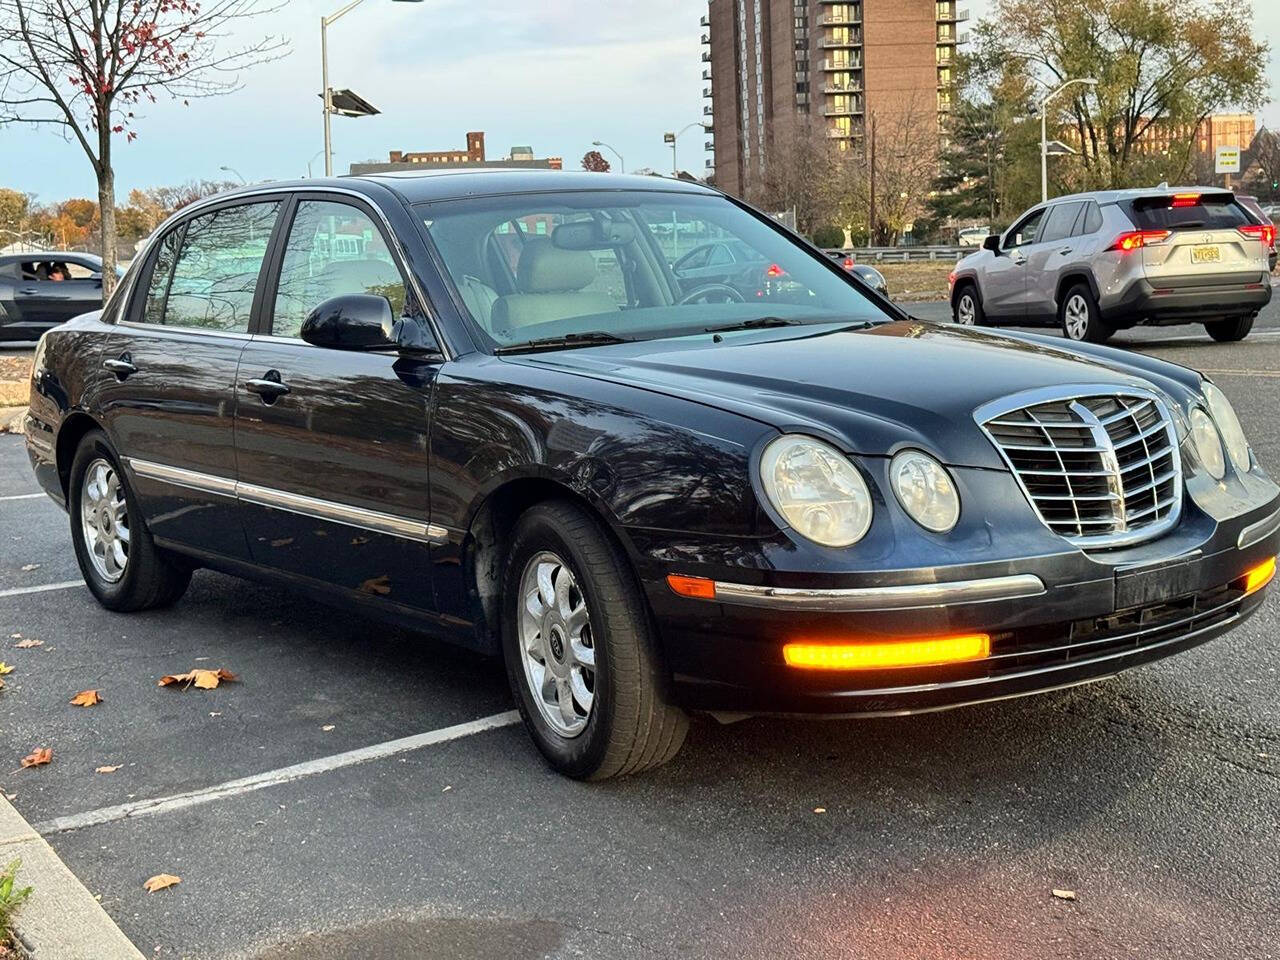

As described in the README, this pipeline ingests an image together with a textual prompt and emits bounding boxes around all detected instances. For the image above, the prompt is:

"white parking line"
[1197,368,1280,378]
[0,580,83,599]
[34,710,522,836]
[0,493,46,502]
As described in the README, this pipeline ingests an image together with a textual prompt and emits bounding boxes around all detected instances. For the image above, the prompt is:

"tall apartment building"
[703,0,965,199]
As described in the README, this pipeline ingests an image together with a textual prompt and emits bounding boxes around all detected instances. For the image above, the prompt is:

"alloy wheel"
[80,458,129,583]
[1064,294,1090,340]
[956,293,976,325]
[518,551,596,737]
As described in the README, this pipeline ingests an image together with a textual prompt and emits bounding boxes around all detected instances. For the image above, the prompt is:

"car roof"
[358,168,717,203]
[0,252,101,264]
[1040,185,1237,207]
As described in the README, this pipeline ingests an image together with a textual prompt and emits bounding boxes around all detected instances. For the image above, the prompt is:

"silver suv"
[949,186,1274,343]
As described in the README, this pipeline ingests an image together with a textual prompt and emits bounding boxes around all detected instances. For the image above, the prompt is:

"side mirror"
[301,294,395,351]
[982,235,1001,253]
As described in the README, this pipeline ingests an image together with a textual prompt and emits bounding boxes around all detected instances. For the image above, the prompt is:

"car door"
[980,208,1045,321]
[11,259,96,330]
[97,197,285,561]
[233,194,442,611]
[1022,201,1085,321]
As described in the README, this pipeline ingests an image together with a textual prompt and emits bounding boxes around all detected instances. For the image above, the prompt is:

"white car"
[957,226,991,247]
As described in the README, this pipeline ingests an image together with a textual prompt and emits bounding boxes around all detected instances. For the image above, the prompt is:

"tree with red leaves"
[581,150,610,174]
[0,1,287,293]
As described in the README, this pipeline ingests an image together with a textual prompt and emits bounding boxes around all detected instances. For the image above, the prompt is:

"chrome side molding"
[125,457,447,545]
[710,573,1047,612]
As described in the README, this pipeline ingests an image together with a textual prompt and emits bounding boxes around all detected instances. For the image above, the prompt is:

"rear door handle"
[244,372,290,402]
[103,354,137,378]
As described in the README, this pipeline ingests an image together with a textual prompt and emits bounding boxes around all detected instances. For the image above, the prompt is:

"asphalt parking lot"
[2,304,1280,959]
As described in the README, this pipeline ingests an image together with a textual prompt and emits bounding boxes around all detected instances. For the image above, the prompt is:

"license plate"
[1191,245,1221,264]
[1115,555,1201,609]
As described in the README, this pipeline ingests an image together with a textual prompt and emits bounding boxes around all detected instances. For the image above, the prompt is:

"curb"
[0,795,143,960]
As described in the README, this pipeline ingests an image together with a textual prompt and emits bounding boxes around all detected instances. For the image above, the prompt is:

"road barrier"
[822,246,972,263]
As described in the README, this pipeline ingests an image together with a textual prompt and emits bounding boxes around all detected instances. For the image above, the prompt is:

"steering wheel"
[677,282,746,305]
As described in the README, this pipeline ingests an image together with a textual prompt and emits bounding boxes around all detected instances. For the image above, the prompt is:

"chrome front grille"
[978,389,1182,548]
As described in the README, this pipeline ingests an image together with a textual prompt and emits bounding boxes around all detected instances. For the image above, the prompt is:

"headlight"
[890,450,960,533]
[1188,407,1225,480]
[759,435,873,547]
[1202,383,1250,473]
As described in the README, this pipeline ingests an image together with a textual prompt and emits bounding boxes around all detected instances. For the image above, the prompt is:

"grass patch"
[0,859,31,957]
[874,262,956,303]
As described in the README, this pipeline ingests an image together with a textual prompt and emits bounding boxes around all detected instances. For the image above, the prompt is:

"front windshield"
[416,190,887,350]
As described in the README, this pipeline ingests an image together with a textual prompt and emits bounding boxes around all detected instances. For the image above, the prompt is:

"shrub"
[0,860,32,948]
[811,224,845,249]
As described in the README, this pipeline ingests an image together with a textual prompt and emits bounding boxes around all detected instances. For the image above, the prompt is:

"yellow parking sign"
[1215,145,1241,174]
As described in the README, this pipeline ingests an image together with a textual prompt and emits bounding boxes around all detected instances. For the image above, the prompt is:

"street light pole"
[665,122,708,177]
[1040,77,1097,203]
[591,140,624,174]
[321,0,423,177]
[220,165,246,184]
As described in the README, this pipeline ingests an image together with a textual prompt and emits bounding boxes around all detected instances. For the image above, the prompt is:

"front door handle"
[1058,247,1073,255]
[244,371,290,402]
[1012,254,1027,266]
[103,354,137,378]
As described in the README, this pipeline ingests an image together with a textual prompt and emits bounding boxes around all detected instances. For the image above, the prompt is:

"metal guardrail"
[822,246,972,263]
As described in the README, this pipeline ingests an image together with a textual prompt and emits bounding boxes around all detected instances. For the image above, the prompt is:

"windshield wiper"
[703,316,803,334]
[494,331,631,355]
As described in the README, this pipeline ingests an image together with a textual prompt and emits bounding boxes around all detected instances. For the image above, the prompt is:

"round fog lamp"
[890,450,960,533]
[1189,407,1225,480]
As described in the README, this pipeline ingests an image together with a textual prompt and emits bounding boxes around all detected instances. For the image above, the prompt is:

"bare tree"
[867,94,941,244]
[0,0,287,292]
[757,116,842,236]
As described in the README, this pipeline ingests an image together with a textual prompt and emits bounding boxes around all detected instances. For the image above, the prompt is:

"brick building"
[350,132,564,175]
[703,0,965,199]
[388,131,487,165]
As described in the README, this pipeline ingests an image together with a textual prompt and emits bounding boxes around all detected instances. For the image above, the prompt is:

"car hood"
[513,320,1194,470]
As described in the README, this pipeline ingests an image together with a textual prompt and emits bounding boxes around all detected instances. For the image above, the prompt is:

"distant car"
[0,252,119,342]
[826,251,889,296]
[1237,195,1277,272]
[957,226,991,247]
[949,187,1273,343]
[671,239,770,300]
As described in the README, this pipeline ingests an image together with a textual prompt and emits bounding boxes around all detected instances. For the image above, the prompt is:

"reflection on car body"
[24,170,1280,780]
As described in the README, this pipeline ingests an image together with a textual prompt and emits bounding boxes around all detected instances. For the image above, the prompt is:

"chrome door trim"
[124,457,446,545]
[708,573,1046,612]
[1238,504,1280,549]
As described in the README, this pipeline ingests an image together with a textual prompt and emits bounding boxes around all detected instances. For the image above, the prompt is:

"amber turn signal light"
[783,634,991,671]
[1241,556,1276,596]
[666,574,717,600]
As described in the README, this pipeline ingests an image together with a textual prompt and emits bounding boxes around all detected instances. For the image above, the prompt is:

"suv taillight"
[1239,223,1276,250]
[1108,230,1171,252]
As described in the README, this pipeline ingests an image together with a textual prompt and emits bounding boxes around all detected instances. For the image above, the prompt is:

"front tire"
[69,430,191,612]
[501,501,688,780]
[953,283,984,326]
[1060,283,1112,343]
[1205,315,1254,342]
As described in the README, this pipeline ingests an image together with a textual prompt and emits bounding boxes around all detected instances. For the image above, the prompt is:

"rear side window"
[1039,202,1084,243]
[1130,196,1251,232]
[141,201,280,333]
[1075,201,1103,236]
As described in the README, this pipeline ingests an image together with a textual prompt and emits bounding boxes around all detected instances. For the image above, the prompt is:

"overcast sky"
[1,0,1276,205]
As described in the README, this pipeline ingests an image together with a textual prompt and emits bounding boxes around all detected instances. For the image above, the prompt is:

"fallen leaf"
[813,807,827,814]
[159,668,238,690]
[0,662,12,675]
[14,638,42,649]
[70,689,103,707]
[20,747,52,768]
[321,724,335,732]
[270,538,293,547]
[0,677,5,690]
[20,563,39,572]
[96,765,122,774]
[7,634,18,639]
[1052,889,1077,901]
[142,873,181,893]
[360,575,391,595]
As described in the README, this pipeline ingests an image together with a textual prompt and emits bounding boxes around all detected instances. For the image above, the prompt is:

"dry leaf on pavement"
[14,638,42,649]
[142,873,181,893]
[0,663,13,675]
[159,668,238,690]
[20,748,52,768]
[95,765,122,774]
[70,689,103,707]
[20,564,39,572]
[1052,889,1077,901]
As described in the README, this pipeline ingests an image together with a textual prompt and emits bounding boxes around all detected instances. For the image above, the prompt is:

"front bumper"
[639,499,1280,717]
[1101,273,1272,325]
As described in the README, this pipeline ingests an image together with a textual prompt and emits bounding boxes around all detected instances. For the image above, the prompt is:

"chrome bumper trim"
[125,458,447,545]
[1238,505,1280,550]
[711,573,1047,612]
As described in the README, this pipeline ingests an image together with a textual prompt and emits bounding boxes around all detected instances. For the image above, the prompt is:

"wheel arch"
[54,410,106,504]
[950,272,982,308]
[1054,271,1101,311]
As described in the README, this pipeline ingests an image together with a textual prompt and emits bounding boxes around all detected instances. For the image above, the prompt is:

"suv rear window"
[1129,195,1251,232]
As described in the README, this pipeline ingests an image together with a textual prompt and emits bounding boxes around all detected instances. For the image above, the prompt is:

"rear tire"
[1060,283,1112,343]
[1205,315,1254,342]
[501,500,688,780]
[68,430,192,612]
[953,283,984,326]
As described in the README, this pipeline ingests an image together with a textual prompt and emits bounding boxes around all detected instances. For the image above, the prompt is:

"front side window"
[142,201,280,333]
[1006,209,1046,248]
[271,200,407,339]
[418,190,884,349]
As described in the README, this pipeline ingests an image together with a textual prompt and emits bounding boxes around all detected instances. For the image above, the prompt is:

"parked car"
[826,250,889,296]
[949,187,1273,343]
[957,226,991,247]
[25,171,1280,779]
[670,238,770,300]
[1236,195,1277,272]
[0,252,119,342]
